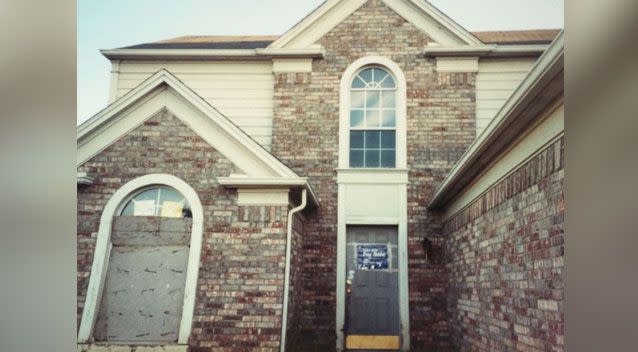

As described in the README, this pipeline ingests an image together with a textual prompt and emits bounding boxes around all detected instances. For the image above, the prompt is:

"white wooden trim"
[108,61,120,103]
[336,169,409,184]
[335,182,347,351]
[237,188,289,206]
[423,44,548,57]
[78,174,204,345]
[397,182,410,351]
[101,48,324,60]
[269,0,367,49]
[217,176,320,208]
[335,169,410,351]
[338,56,407,169]
[77,69,299,179]
[272,58,313,73]
[77,172,95,185]
[402,0,483,45]
[435,57,479,72]
[380,0,475,45]
[269,0,480,49]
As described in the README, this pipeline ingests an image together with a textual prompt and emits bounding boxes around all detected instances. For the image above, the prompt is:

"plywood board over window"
[94,216,192,343]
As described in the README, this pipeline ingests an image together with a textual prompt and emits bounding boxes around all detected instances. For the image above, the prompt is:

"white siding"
[476,59,538,136]
[116,61,275,149]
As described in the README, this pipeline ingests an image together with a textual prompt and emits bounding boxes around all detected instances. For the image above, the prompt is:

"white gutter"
[423,44,548,57]
[279,189,307,352]
[100,47,325,60]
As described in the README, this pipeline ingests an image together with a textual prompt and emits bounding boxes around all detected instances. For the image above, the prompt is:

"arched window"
[349,66,396,168]
[78,174,204,345]
[119,186,192,218]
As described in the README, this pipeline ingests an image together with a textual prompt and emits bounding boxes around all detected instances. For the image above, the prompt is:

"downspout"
[280,188,307,352]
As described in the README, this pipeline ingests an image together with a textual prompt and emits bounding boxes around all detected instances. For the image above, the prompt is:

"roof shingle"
[119,29,561,50]
[472,29,561,45]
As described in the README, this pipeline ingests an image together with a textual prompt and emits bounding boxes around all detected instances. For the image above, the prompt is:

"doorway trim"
[78,174,204,345]
[336,169,410,351]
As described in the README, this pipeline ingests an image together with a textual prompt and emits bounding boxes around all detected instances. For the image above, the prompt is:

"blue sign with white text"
[357,244,389,270]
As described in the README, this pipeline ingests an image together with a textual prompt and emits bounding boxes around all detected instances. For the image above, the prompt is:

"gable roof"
[115,30,560,51]
[268,0,482,48]
[122,35,280,50]
[77,69,299,179]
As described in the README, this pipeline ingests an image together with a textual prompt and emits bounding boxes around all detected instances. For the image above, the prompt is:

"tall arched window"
[349,66,396,168]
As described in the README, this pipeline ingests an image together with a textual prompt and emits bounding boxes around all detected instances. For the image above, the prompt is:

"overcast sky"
[77,0,564,124]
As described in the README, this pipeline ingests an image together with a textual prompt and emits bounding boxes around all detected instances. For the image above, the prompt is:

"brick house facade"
[77,1,564,351]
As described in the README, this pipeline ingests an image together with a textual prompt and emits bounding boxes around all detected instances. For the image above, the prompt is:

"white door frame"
[336,170,410,351]
[77,174,204,345]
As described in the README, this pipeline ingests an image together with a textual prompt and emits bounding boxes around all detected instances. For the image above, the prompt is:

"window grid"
[349,67,397,168]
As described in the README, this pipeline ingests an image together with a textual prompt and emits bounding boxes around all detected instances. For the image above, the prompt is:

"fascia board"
[100,48,324,60]
[268,0,346,49]
[423,44,548,57]
[405,0,483,45]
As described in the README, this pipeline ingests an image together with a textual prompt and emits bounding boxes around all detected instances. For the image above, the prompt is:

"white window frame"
[339,56,407,169]
[77,174,204,346]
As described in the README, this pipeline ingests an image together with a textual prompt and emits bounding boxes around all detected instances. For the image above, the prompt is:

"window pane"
[350,150,364,167]
[350,110,364,128]
[366,110,380,128]
[380,74,396,88]
[134,189,159,202]
[366,91,380,109]
[351,76,366,89]
[375,70,389,86]
[359,68,373,84]
[381,131,396,148]
[365,150,380,167]
[121,189,159,216]
[381,150,396,168]
[365,131,380,148]
[351,91,365,109]
[350,131,364,148]
[159,188,189,218]
[382,91,396,108]
[120,187,191,218]
[382,110,396,127]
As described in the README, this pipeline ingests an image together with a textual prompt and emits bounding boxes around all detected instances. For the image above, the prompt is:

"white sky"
[77,0,564,124]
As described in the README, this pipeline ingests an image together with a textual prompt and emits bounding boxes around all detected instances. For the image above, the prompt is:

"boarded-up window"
[94,216,191,343]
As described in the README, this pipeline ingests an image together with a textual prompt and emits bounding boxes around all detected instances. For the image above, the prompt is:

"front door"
[345,226,400,350]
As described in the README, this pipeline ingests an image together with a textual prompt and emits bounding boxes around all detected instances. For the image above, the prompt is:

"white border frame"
[339,56,407,169]
[336,170,410,351]
[78,174,204,345]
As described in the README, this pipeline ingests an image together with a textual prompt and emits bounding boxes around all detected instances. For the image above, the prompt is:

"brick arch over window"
[339,56,407,169]
[78,174,203,346]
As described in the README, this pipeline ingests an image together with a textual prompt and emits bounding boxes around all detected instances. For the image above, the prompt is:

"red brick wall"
[271,0,476,349]
[444,137,565,351]
[284,212,306,350]
[77,109,290,351]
